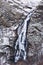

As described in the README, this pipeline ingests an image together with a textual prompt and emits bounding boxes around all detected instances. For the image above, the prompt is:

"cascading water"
[14,9,35,62]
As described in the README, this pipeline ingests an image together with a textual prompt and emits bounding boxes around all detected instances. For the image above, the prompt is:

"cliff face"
[0,0,43,65]
[27,0,43,65]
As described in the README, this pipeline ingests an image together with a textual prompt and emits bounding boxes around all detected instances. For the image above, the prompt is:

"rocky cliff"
[0,0,43,65]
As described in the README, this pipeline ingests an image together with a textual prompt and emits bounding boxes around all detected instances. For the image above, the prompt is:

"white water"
[14,11,33,62]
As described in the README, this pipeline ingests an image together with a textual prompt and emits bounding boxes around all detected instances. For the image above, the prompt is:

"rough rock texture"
[0,0,43,65]
[27,0,43,65]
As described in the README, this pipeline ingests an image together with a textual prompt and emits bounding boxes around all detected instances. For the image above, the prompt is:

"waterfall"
[14,10,34,62]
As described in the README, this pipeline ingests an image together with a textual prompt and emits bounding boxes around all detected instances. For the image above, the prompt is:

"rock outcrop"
[0,0,43,65]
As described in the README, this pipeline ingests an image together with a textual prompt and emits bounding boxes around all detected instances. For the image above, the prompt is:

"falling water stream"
[14,10,34,62]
